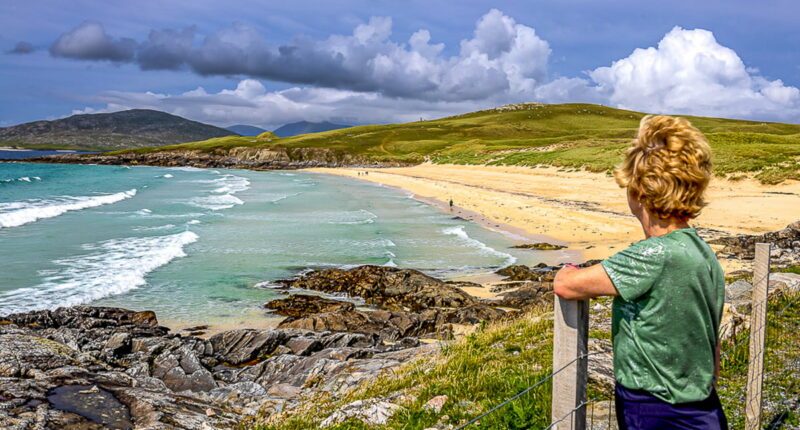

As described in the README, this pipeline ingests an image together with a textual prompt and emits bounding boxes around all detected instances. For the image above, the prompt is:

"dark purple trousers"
[615,383,728,429]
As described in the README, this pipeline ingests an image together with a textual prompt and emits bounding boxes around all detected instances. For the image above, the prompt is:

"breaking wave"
[0,189,137,229]
[0,231,199,315]
[442,225,516,267]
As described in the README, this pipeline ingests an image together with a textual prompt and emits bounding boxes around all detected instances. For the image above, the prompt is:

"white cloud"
[65,20,800,124]
[73,79,491,129]
[558,27,800,121]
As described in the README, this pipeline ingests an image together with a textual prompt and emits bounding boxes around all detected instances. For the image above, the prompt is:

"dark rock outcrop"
[276,265,482,311]
[0,306,439,429]
[266,287,505,341]
[265,294,356,318]
[490,286,554,310]
[22,145,415,170]
[709,221,800,268]
[496,263,557,282]
[511,242,567,250]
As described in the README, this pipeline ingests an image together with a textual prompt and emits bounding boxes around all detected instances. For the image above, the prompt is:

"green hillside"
[128,103,800,183]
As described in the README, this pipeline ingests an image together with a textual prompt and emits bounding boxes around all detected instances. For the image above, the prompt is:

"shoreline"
[307,169,584,265]
[306,164,800,270]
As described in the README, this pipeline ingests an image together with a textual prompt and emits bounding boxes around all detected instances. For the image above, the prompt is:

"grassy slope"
[140,103,800,183]
[251,290,800,429]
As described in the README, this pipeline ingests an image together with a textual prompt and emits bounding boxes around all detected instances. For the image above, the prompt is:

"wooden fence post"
[552,296,589,430]
[745,243,770,430]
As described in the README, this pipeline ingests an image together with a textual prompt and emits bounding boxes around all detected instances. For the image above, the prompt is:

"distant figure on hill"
[449,198,454,212]
[553,115,727,429]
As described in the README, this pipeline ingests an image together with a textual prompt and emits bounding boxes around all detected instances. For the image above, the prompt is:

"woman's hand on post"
[553,263,618,300]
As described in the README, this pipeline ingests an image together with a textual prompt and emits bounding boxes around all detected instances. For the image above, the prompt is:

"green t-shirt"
[601,228,725,404]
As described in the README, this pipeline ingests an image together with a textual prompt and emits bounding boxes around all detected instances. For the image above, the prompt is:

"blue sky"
[1,0,798,129]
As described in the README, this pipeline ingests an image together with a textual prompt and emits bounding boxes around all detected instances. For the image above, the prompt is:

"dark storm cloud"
[50,21,137,61]
[138,26,195,70]
[7,41,35,54]
[45,11,552,102]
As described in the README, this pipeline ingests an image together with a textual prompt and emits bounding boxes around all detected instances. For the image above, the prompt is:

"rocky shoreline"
[9,147,416,170]
[0,265,562,429]
[1,224,798,429]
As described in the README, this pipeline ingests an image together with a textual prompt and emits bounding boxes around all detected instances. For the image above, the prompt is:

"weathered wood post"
[745,242,770,430]
[552,296,589,430]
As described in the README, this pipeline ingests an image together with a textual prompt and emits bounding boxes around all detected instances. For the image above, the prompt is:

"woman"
[553,115,727,429]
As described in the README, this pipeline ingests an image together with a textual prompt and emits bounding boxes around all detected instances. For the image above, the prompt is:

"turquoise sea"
[0,162,557,326]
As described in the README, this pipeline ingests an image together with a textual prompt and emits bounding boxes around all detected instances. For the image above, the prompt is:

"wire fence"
[451,242,798,429]
[717,267,800,429]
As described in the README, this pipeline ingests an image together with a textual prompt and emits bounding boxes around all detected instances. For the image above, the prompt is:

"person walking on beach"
[553,115,727,429]
[449,198,454,212]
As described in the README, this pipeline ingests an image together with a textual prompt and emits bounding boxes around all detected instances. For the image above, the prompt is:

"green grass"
[248,290,800,429]
[122,103,800,183]
[251,308,557,429]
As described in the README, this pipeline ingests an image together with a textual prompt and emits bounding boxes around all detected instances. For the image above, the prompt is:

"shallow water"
[0,163,556,325]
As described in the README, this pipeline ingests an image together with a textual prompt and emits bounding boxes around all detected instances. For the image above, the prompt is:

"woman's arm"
[553,264,619,300]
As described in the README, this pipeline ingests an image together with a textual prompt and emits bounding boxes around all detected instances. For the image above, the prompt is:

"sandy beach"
[308,164,800,268]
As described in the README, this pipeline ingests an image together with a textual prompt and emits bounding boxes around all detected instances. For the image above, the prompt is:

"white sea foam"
[382,249,398,267]
[442,225,516,267]
[133,224,176,232]
[187,219,201,225]
[269,192,301,203]
[0,189,137,229]
[163,174,174,178]
[328,209,377,225]
[185,173,249,210]
[212,174,250,194]
[0,231,199,315]
[189,194,244,210]
[2,176,42,183]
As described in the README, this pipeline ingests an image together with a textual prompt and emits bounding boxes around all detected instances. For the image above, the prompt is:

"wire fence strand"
[454,352,600,430]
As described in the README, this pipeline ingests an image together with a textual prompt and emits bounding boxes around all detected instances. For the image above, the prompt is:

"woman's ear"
[627,189,644,219]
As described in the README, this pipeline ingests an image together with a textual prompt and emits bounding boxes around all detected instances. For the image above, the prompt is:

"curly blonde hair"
[614,115,712,220]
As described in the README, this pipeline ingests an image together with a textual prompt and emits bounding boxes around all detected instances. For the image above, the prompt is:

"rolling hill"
[0,109,236,150]
[139,103,800,183]
[273,121,351,137]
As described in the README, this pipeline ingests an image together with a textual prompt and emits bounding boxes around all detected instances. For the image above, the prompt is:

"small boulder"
[320,398,404,427]
[423,395,449,413]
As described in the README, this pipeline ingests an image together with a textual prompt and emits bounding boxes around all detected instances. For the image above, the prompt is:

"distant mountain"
[0,109,236,150]
[273,121,351,137]
[226,124,267,136]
